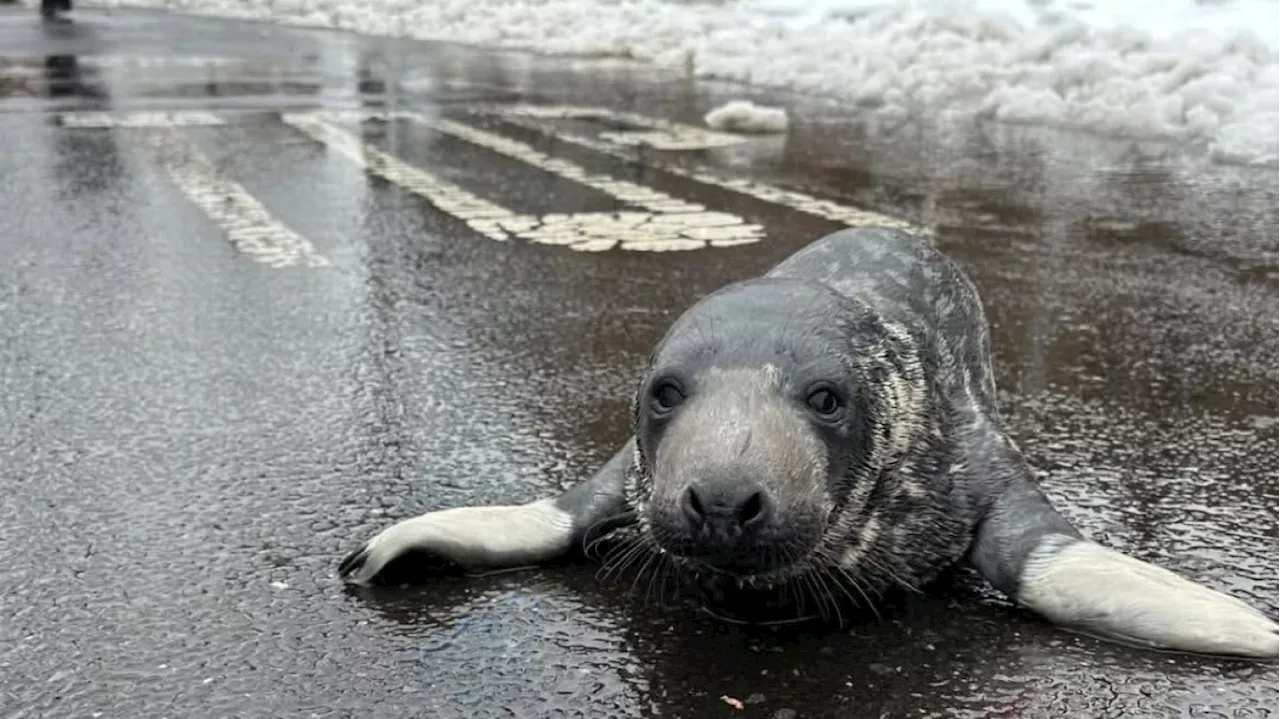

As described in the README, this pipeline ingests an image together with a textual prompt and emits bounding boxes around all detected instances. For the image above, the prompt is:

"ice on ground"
[705,101,790,134]
[85,0,1280,165]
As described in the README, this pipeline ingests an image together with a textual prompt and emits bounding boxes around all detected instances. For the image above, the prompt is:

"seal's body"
[338,228,1278,660]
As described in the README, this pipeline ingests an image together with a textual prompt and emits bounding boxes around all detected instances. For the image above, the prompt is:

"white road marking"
[53,106,920,258]
[87,55,244,69]
[60,111,228,128]
[283,110,764,252]
[486,105,926,235]
[492,104,747,150]
[427,116,708,214]
[57,111,327,267]
[597,130,737,151]
[281,112,518,242]
[145,127,329,268]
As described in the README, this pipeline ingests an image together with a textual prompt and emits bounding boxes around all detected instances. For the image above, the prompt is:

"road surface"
[0,8,1276,719]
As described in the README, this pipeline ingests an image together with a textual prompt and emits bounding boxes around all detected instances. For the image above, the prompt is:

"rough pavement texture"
[0,9,1276,719]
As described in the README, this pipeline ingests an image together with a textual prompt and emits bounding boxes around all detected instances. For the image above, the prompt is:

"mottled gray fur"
[610,228,1047,605]
[339,227,1278,659]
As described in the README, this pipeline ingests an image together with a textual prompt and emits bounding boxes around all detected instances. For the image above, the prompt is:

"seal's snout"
[680,479,774,541]
[648,471,802,573]
[638,363,835,576]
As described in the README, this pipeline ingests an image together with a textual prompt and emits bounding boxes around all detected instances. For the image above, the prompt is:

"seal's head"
[625,277,920,595]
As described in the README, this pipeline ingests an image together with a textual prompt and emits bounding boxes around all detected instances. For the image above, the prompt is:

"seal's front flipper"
[1012,535,1279,658]
[339,440,634,586]
[970,454,1279,660]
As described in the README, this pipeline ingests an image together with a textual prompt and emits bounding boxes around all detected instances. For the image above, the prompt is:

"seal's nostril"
[739,491,764,526]
[681,486,706,528]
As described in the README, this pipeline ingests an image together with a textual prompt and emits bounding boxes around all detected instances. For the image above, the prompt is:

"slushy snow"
[88,0,1280,164]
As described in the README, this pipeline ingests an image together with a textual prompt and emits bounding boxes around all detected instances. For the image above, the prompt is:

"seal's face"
[628,278,894,590]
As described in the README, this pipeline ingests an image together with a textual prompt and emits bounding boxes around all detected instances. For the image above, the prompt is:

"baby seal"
[337,227,1278,660]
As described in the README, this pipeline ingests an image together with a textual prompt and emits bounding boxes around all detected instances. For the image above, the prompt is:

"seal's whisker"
[648,551,677,609]
[826,555,885,602]
[582,510,638,558]
[834,572,856,626]
[808,568,839,624]
[862,553,921,595]
[802,570,836,624]
[641,547,674,608]
[596,531,637,569]
[818,572,843,625]
[834,562,883,604]
[795,572,819,621]
[592,536,630,574]
[819,563,865,622]
[782,573,799,615]
[815,545,883,621]
[624,542,665,598]
[846,572,883,622]
[599,537,649,582]
[829,562,880,619]
[657,553,679,608]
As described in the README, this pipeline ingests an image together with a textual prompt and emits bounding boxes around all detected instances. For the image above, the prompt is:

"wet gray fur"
[339,226,1279,658]
[550,227,1079,601]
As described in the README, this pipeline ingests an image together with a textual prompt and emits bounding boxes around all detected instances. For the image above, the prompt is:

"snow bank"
[87,0,1280,164]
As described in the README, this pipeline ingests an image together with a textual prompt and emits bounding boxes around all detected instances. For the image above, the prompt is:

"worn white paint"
[486,105,925,235]
[55,106,915,256]
[282,112,519,242]
[60,111,227,128]
[426,115,708,214]
[496,103,748,149]
[56,111,326,267]
[284,110,765,252]
[147,128,329,268]
[598,130,744,151]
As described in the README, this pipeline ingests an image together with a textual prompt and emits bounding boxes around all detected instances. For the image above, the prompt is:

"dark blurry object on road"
[41,0,72,23]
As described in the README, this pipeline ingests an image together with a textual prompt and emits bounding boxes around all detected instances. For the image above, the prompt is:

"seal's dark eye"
[651,382,685,413]
[806,388,841,417]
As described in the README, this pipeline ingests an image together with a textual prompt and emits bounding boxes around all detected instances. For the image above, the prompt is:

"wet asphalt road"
[1,8,1277,719]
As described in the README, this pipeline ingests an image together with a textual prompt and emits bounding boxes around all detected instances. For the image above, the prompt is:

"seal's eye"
[651,381,685,413]
[806,388,842,417]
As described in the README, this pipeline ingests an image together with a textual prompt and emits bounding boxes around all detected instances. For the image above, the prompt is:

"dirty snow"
[85,0,1280,164]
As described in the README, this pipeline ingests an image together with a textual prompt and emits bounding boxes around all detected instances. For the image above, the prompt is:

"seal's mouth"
[655,536,822,588]
[595,524,866,626]
[672,551,864,626]
[640,496,830,587]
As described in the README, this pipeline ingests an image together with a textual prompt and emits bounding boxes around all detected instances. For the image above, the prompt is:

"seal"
[337,227,1278,660]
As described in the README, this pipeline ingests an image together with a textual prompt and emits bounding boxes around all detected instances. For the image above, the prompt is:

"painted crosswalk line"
[145,127,330,268]
[285,110,764,252]
[58,110,328,267]
[54,105,923,260]
[483,104,926,235]
[492,104,749,151]
[60,111,228,129]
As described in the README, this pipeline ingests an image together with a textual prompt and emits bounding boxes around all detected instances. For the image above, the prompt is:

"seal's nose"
[680,480,773,539]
